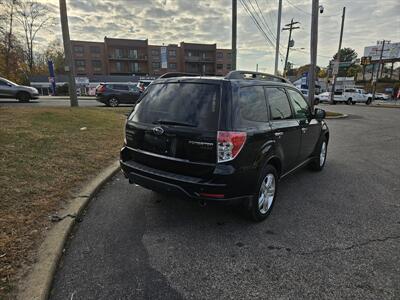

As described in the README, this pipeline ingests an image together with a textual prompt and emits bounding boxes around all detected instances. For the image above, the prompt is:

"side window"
[287,89,311,119]
[238,86,269,122]
[114,85,129,91]
[0,80,7,86]
[266,88,292,120]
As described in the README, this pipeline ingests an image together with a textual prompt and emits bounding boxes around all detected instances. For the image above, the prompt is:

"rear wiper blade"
[153,119,196,127]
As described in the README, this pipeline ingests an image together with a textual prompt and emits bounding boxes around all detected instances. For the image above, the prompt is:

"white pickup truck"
[333,88,372,105]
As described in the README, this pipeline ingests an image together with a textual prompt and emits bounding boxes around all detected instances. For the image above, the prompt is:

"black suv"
[120,71,329,221]
[96,83,141,107]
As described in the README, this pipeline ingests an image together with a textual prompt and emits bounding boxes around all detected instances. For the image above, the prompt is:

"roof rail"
[225,70,291,84]
[158,72,200,79]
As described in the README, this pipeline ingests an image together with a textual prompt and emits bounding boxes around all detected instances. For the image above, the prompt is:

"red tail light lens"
[97,85,106,93]
[217,131,247,163]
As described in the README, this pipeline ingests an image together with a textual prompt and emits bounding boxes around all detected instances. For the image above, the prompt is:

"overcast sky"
[36,0,400,72]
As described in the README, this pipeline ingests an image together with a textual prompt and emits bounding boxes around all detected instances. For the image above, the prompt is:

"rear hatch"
[125,81,221,178]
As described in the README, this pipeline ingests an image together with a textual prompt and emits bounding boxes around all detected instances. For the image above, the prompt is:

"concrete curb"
[17,161,120,300]
[325,114,348,119]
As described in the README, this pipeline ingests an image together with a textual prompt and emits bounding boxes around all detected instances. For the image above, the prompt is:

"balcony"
[184,56,215,62]
[108,54,148,61]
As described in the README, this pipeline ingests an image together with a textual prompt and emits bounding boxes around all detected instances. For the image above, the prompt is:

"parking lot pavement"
[50,105,400,299]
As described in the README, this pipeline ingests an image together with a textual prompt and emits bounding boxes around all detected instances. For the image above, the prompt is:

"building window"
[151,49,159,56]
[217,52,223,59]
[116,62,122,72]
[130,62,139,73]
[168,50,176,57]
[169,63,177,69]
[75,60,85,71]
[227,52,232,59]
[226,64,232,70]
[115,49,123,58]
[152,62,160,69]
[90,46,100,53]
[92,60,102,72]
[73,45,84,57]
[129,49,138,59]
[74,46,84,53]
[217,64,223,70]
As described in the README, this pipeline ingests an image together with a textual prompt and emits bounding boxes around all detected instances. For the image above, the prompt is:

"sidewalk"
[39,95,96,100]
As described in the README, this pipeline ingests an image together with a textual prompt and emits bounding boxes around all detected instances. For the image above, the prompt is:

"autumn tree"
[16,0,54,72]
[0,0,20,78]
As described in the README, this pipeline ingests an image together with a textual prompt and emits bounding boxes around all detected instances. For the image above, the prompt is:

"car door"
[265,87,301,173]
[113,84,130,103]
[128,85,141,103]
[0,79,14,97]
[286,88,321,162]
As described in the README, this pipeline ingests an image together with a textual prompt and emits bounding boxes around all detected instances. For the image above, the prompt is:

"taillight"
[97,85,106,93]
[217,131,246,163]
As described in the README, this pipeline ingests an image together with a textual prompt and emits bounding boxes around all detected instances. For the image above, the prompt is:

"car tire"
[309,136,328,172]
[366,98,372,105]
[314,98,320,105]
[246,164,278,222]
[351,101,356,105]
[346,98,352,105]
[107,97,119,107]
[332,100,337,105]
[17,92,30,103]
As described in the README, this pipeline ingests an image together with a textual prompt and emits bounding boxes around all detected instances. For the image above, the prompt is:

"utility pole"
[274,0,282,75]
[283,19,300,77]
[372,40,390,100]
[256,63,259,72]
[232,0,237,71]
[308,0,319,109]
[330,7,346,103]
[59,0,78,107]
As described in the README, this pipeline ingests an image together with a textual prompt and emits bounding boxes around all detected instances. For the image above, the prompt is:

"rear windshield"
[129,82,220,130]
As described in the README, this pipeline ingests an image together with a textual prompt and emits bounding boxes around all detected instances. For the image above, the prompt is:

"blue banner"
[48,60,56,96]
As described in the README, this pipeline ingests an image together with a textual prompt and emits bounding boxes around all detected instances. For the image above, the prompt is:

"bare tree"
[16,0,54,72]
[0,0,20,77]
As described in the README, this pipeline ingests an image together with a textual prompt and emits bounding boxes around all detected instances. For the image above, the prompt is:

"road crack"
[299,235,400,256]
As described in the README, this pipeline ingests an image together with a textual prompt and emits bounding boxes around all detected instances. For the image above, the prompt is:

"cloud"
[18,0,400,72]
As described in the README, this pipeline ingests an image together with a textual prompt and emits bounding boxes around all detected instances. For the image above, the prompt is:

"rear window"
[130,83,220,130]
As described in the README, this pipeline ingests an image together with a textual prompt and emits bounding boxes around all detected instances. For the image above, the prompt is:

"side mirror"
[314,108,325,121]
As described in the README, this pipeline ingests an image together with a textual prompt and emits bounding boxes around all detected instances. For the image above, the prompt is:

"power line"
[240,0,286,60]
[239,0,275,49]
[286,0,341,17]
[253,0,276,40]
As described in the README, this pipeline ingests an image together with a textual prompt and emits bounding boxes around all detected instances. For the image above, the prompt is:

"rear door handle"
[274,132,284,137]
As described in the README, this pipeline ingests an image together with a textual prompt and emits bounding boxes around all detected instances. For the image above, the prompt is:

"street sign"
[332,61,339,75]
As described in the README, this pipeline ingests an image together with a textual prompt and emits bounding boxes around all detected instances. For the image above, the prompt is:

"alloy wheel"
[320,141,327,166]
[258,174,276,214]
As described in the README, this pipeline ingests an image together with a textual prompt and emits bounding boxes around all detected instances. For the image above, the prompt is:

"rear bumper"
[120,149,254,203]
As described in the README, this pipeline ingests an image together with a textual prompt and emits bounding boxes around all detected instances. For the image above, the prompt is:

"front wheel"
[309,136,328,171]
[107,97,119,107]
[17,92,30,102]
[346,98,352,105]
[366,98,372,105]
[246,165,278,222]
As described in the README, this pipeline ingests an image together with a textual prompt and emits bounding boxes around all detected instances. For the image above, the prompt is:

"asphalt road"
[0,96,132,107]
[50,105,400,300]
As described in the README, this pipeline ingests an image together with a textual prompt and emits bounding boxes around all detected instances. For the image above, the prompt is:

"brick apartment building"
[71,37,232,77]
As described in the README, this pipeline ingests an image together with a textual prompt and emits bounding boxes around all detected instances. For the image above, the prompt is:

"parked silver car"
[0,77,39,102]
